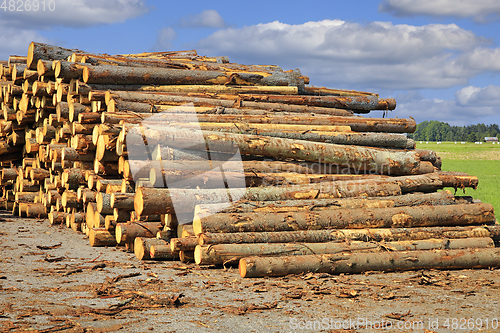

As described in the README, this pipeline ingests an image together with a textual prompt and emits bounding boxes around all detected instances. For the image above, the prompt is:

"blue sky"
[1,0,499,126]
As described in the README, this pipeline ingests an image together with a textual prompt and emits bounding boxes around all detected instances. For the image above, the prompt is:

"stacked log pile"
[0,42,498,279]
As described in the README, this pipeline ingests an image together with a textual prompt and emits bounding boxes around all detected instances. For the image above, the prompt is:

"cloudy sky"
[1,0,499,126]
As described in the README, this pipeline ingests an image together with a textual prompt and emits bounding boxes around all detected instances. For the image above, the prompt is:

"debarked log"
[239,247,500,278]
[198,226,496,246]
[195,238,494,266]
[193,202,495,234]
[134,180,402,216]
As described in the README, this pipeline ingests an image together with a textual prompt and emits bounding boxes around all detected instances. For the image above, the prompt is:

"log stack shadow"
[0,42,498,278]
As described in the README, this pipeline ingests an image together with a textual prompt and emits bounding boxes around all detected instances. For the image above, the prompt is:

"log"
[123,113,415,133]
[25,203,47,218]
[150,244,178,260]
[124,127,421,175]
[180,250,195,263]
[196,237,494,266]
[27,42,87,69]
[170,237,198,252]
[198,226,495,246]
[115,222,163,244]
[49,211,70,225]
[134,180,402,216]
[239,247,500,278]
[193,202,495,234]
[70,212,85,232]
[96,192,113,215]
[110,192,135,210]
[89,228,117,247]
[83,64,304,88]
[194,191,460,218]
[134,237,168,260]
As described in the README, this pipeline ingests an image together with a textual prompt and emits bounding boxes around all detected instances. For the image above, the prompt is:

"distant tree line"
[409,121,500,142]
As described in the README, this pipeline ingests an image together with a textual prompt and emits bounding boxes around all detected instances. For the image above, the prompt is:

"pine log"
[49,211,70,225]
[124,127,420,175]
[24,203,47,218]
[134,181,402,216]
[115,222,163,244]
[70,212,85,232]
[27,42,87,69]
[194,191,459,219]
[239,247,500,278]
[198,226,494,246]
[96,192,113,215]
[193,202,495,234]
[123,113,414,133]
[83,64,304,88]
[196,237,494,266]
[110,192,135,210]
[150,244,178,260]
[180,250,195,263]
[134,237,168,260]
[89,228,117,247]
[170,237,198,252]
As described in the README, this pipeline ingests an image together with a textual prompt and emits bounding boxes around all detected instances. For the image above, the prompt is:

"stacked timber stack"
[0,42,498,279]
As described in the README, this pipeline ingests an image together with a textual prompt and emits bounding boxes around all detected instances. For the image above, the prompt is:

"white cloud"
[394,87,500,126]
[455,85,500,106]
[151,27,177,51]
[0,0,149,29]
[197,20,497,90]
[379,0,500,23]
[179,9,227,28]
[0,27,51,59]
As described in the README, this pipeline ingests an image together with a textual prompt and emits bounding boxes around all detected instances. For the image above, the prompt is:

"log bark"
[239,247,500,278]
[122,113,415,133]
[135,180,402,216]
[27,42,87,69]
[150,244,178,260]
[193,202,495,234]
[125,127,421,175]
[134,237,168,260]
[194,191,459,218]
[115,222,163,244]
[110,192,135,210]
[83,64,304,88]
[96,192,113,215]
[198,226,495,246]
[196,237,494,266]
[25,203,47,218]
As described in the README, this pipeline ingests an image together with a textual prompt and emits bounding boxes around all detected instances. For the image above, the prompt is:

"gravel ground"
[1,211,500,333]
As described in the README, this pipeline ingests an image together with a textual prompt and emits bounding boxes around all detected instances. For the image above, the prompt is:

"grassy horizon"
[416,142,499,219]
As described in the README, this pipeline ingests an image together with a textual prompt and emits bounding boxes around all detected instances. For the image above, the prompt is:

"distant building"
[484,137,499,142]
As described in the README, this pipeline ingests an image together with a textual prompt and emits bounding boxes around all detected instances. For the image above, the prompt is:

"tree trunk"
[134,237,168,260]
[83,64,303,87]
[170,237,198,252]
[89,228,117,247]
[150,244,178,260]
[110,192,135,210]
[198,226,495,246]
[135,180,402,216]
[196,237,494,266]
[193,202,495,234]
[27,42,87,69]
[194,191,459,219]
[115,221,163,244]
[126,127,421,175]
[239,247,500,278]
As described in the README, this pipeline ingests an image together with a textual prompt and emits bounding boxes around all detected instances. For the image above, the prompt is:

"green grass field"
[415,141,500,218]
